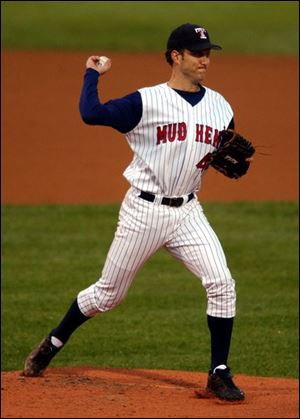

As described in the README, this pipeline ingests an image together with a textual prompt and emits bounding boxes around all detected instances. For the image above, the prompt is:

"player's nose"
[200,55,210,64]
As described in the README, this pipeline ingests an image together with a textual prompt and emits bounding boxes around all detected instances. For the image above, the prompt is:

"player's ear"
[171,50,183,65]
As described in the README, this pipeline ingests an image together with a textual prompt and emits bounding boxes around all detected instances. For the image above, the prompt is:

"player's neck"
[167,74,201,93]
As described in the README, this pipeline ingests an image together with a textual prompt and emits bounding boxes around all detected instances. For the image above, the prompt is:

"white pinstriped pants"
[77,187,236,318]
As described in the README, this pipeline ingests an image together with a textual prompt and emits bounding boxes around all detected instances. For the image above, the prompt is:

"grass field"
[1,202,298,378]
[1,1,298,54]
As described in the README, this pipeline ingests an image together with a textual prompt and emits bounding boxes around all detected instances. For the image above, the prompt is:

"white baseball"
[98,56,109,66]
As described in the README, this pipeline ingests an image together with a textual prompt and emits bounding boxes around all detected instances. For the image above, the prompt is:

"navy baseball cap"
[167,23,222,52]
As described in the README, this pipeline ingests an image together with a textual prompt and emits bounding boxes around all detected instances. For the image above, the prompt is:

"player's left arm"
[227,118,253,163]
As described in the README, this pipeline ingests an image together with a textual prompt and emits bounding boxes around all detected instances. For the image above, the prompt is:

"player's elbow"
[79,108,98,125]
[80,114,97,125]
[79,100,97,125]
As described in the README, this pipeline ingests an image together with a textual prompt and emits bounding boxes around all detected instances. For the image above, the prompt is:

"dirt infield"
[1,51,298,203]
[1,51,299,418]
[1,368,299,418]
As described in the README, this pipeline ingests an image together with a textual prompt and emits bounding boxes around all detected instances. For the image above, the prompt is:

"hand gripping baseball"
[86,55,112,75]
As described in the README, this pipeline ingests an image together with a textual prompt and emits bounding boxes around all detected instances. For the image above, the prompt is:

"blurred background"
[2,1,299,53]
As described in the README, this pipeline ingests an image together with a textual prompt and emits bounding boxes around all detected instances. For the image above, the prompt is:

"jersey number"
[196,153,213,170]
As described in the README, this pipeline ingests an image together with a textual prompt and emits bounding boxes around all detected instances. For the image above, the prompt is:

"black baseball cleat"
[23,336,61,377]
[206,367,245,401]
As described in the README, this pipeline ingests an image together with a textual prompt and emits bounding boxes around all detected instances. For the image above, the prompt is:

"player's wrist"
[86,68,100,77]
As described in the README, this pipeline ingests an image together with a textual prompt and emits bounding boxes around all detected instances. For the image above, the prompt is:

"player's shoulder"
[203,85,231,104]
[138,83,168,95]
[203,85,233,114]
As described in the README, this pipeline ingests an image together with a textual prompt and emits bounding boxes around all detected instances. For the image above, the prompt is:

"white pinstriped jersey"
[123,83,233,196]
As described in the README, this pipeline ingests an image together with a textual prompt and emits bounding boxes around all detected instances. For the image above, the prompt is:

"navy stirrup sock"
[50,298,91,344]
[207,315,234,371]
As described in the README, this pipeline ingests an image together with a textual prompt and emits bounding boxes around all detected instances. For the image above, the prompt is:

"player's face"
[179,49,211,84]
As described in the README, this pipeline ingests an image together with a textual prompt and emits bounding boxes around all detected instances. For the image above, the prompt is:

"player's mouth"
[196,66,207,74]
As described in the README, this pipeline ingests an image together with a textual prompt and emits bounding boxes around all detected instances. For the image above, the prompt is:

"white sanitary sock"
[51,336,64,348]
[213,364,227,374]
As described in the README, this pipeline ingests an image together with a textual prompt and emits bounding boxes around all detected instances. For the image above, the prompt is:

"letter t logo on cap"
[195,27,207,39]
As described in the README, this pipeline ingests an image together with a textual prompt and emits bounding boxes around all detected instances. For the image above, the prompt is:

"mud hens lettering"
[157,123,220,146]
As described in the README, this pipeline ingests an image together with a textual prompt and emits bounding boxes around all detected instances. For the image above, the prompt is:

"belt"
[139,191,194,207]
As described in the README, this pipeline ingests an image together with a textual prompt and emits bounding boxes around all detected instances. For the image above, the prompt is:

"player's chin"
[196,68,206,78]
[195,72,206,84]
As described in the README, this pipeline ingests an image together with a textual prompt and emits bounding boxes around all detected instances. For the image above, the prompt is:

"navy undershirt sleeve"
[227,118,235,130]
[79,68,142,133]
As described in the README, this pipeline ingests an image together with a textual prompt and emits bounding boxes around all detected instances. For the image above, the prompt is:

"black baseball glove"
[208,129,255,179]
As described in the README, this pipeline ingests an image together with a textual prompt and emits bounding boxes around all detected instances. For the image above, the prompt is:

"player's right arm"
[79,56,142,133]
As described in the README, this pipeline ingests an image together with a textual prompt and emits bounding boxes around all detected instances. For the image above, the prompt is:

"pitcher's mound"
[1,367,298,418]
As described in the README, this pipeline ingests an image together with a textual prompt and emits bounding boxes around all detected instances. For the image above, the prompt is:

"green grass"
[1,1,299,54]
[1,202,299,378]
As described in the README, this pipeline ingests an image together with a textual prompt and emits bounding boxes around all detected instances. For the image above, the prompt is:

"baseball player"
[23,23,246,402]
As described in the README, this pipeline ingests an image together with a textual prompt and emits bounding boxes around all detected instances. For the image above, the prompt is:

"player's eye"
[189,50,211,58]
